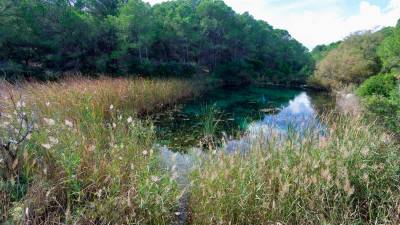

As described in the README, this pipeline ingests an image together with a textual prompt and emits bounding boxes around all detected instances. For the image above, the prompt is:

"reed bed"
[1,76,399,224]
[189,115,400,224]
[17,76,204,118]
[0,76,203,224]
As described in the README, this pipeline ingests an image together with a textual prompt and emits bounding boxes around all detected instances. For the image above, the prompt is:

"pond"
[153,85,334,152]
[154,85,334,224]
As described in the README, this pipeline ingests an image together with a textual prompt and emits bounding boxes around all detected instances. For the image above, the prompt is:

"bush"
[362,94,400,134]
[378,28,400,72]
[357,73,397,97]
[357,73,400,134]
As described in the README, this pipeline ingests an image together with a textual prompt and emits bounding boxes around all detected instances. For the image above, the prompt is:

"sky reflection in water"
[226,92,325,154]
[160,90,329,178]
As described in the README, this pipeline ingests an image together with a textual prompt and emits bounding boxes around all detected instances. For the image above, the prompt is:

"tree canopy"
[0,0,312,85]
[311,41,341,62]
[311,30,387,89]
[378,26,400,72]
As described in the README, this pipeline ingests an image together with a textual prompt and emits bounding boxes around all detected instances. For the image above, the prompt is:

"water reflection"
[251,92,320,135]
[154,86,327,150]
[158,89,331,225]
[159,90,329,165]
[226,92,324,153]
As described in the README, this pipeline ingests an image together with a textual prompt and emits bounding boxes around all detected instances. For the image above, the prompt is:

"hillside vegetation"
[310,31,386,90]
[0,0,312,85]
[309,20,400,135]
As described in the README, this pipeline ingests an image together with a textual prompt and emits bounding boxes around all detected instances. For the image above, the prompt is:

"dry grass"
[16,76,204,118]
[189,115,400,224]
[0,76,205,224]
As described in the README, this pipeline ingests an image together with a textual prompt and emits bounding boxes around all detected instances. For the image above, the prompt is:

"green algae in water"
[153,85,333,152]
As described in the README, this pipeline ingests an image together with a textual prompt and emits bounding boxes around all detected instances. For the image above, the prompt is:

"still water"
[155,86,333,224]
[153,85,333,152]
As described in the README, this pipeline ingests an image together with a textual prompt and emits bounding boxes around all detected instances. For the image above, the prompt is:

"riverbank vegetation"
[357,73,400,135]
[310,19,400,134]
[310,31,386,90]
[0,77,205,224]
[189,115,400,224]
[0,0,312,86]
[2,77,399,224]
[187,16,400,225]
[10,76,205,117]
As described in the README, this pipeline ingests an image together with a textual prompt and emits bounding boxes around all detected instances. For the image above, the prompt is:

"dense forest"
[0,0,313,85]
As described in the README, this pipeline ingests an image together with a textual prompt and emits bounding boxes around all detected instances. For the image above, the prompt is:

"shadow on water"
[155,85,334,224]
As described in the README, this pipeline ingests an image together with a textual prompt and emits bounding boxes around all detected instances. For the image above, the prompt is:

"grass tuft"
[0,76,205,224]
[189,115,400,224]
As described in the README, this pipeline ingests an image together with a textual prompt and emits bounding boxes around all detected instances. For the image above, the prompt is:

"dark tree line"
[0,0,313,85]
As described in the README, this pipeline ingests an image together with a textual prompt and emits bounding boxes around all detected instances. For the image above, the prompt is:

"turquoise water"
[153,85,333,151]
[156,86,334,223]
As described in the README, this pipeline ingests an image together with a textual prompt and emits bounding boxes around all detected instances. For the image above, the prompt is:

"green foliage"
[312,31,385,90]
[378,27,400,72]
[357,73,397,97]
[362,94,400,134]
[311,41,341,61]
[357,73,400,134]
[215,60,254,86]
[0,0,313,84]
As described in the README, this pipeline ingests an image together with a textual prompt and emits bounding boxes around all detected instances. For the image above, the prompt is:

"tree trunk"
[139,47,142,63]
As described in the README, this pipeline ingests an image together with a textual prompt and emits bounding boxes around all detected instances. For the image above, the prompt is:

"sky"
[144,0,400,49]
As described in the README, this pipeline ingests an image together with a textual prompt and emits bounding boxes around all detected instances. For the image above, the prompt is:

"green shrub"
[378,28,400,72]
[357,73,400,134]
[357,73,397,97]
[362,94,400,134]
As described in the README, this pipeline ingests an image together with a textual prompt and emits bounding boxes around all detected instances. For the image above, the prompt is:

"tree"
[116,0,153,67]
[85,0,126,18]
[313,31,384,89]
[311,41,341,61]
[0,0,314,84]
[378,27,400,72]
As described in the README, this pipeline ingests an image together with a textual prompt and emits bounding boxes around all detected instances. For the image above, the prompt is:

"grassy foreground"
[1,77,399,224]
[189,115,400,224]
[0,77,204,224]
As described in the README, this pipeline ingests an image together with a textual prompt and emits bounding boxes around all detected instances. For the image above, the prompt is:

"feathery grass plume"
[0,76,207,224]
[189,114,400,224]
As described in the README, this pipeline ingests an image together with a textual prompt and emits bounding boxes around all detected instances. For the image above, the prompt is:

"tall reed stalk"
[189,114,400,224]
